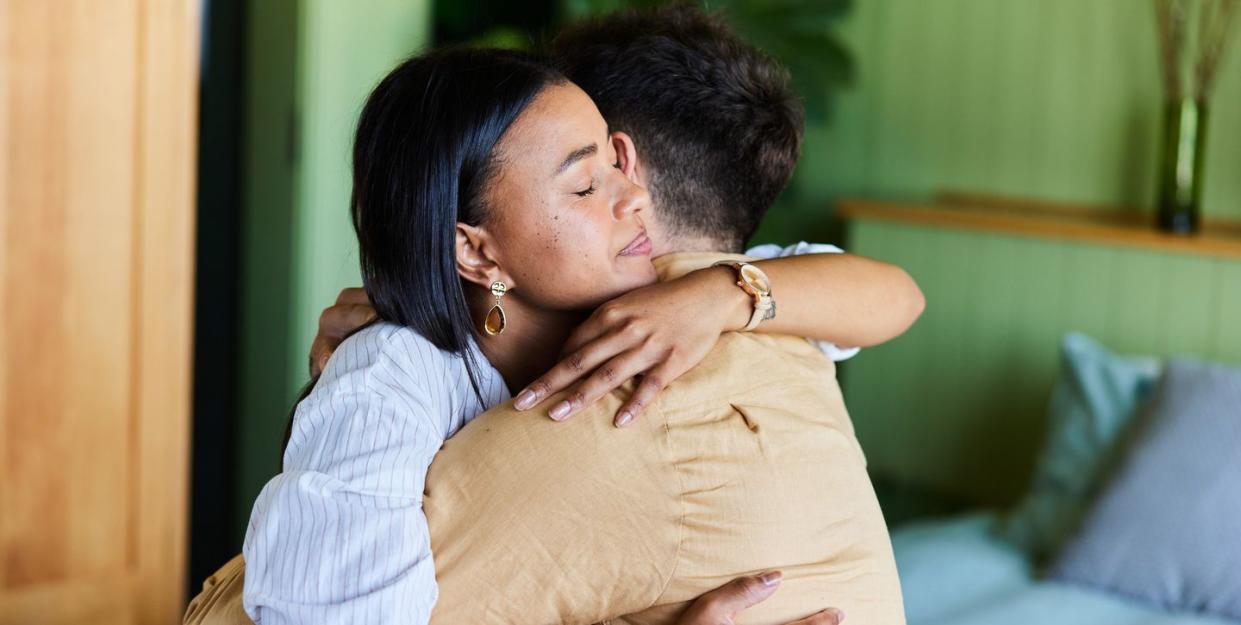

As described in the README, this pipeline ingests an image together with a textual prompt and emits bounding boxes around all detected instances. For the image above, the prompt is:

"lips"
[619,231,653,257]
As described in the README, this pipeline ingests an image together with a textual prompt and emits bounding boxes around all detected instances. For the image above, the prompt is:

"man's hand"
[678,572,845,625]
[309,287,377,378]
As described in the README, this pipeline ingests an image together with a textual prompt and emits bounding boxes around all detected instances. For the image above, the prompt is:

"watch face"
[740,264,770,294]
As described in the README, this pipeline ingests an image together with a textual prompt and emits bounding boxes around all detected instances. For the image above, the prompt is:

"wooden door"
[1,1,198,623]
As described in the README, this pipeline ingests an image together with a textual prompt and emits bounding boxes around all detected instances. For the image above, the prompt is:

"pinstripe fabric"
[242,323,508,625]
[239,242,854,625]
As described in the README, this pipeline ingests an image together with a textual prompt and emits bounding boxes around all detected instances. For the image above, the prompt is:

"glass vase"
[1157,97,1208,234]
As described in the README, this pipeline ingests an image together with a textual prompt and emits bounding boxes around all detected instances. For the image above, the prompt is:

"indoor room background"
[3,0,1238,622]
[205,0,1241,604]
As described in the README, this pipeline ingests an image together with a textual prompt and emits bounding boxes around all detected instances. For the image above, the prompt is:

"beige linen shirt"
[423,252,905,625]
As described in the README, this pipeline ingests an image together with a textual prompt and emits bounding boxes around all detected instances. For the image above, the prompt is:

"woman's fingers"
[792,609,846,625]
[615,362,673,427]
[513,330,633,411]
[543,348,655,422]
[559,310,610,358]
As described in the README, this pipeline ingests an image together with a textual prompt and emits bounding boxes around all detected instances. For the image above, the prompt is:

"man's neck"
[651,233,729,258]
[468,286,585,393]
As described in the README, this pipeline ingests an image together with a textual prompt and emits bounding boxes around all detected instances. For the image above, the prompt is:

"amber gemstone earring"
[483,281,507,335]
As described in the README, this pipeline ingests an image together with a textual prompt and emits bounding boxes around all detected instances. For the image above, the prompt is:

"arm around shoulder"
[243,330,452,625]
[742,246,925,349]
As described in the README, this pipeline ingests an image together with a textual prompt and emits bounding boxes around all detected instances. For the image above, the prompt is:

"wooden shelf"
[837,193,1241,260]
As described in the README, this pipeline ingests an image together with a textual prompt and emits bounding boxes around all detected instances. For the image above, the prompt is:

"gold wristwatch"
[712,260,776,332]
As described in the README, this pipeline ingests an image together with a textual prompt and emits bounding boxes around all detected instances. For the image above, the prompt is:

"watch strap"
[713,260,774,332]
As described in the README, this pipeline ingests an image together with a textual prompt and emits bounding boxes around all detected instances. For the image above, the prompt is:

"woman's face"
[468,83,658,311]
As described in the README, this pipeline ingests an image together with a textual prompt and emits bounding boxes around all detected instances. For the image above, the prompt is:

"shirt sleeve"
[744,241,862,362]
[242,353,445,624]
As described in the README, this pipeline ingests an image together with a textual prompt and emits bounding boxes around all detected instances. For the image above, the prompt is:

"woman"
[244,47,917,625]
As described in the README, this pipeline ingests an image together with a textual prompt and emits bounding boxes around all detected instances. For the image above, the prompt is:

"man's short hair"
[550,5,804,252]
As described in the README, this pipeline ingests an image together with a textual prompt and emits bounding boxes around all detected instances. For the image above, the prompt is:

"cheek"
[503,206,649,310]
[513,211,611,298]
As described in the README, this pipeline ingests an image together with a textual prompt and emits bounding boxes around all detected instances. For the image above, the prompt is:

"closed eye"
[574,184,597,198]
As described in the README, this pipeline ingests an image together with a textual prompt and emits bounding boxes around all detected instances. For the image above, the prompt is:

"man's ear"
[611,131,643,186]
[455,223,512,290]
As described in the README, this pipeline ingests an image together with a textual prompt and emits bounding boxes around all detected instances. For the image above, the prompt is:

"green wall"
[759,0,1241,244]
[844,218,1241,511]
[238,0,431,534]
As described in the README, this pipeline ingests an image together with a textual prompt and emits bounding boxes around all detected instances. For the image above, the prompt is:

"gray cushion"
[1049,358,1241,620]
[1001,333,1161,561]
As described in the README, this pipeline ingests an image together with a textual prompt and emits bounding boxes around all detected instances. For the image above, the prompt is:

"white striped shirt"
[241,242,855,624]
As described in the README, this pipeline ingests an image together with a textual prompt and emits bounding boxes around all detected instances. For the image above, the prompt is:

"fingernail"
[825,607,845,622]
[514,389,536,410]
[759,571,782,587]
[549,401,571,421]
[615,411,632,427]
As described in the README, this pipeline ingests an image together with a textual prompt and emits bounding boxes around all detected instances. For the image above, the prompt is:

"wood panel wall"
[1,1,198,623]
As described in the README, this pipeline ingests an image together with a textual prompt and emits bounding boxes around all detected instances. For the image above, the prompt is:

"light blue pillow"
[1000,333,1160,561]
[1049,358,1241,620]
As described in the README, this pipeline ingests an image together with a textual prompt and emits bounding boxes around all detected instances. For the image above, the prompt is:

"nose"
[611,178,648,221]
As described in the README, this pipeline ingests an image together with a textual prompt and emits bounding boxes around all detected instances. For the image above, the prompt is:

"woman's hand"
[513,266,749,426]
[678,572,844,625]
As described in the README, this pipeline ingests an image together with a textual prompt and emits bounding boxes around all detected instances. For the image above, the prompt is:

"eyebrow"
[555,143,597,176]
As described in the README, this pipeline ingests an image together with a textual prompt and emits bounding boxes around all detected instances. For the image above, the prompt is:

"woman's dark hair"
[352,47,564,395]
[281,48,563,463]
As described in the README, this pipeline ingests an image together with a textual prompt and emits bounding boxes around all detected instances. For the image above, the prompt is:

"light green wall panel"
[758,0,1241,246]
[290,1,433,398]
[238,0,431,535]
[1215,263,1241,361]
[845,219,1241,507]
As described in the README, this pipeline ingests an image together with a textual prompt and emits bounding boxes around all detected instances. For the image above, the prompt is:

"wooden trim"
[837,195,1241,260]
[1,2,196,622]
[132,0,199,623]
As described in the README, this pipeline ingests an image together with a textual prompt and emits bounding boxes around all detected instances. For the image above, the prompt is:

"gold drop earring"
[483,281,507,335]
